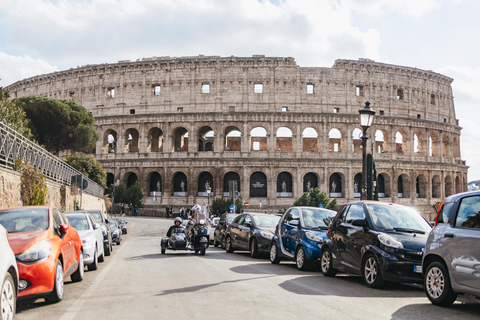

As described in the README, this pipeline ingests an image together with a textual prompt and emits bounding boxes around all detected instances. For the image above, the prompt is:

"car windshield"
[302,208,336,229]
[109,221,117,228]
[89,211,103,223]
[253,215,280,228]
[367,204,432,233]
[67,215,89,231]
[0,208,49,233]
[116,218,125,224]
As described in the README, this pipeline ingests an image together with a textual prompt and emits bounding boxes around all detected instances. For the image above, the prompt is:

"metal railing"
[0,121,105,197]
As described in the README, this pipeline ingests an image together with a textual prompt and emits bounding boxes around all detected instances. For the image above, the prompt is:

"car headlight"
[306,232,324,242]
[17,239,52,262]
[82,238,93,246]
[378,233,404,249]
[259,231,273,240]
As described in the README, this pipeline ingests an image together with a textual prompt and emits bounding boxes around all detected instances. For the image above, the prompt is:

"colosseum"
[5,55,468,220]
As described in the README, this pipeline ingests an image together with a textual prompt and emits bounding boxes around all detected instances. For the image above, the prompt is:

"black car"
[115,218,128,234]
[225,213,281,258]
[213,213,239,248]
[109,220,122,245]
[321,201,432,288]
[76,210,113,256]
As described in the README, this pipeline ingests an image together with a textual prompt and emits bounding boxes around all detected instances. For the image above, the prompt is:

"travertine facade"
[6,55,468,220]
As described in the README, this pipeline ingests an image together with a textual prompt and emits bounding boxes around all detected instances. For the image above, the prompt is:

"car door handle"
[444,233,454,238]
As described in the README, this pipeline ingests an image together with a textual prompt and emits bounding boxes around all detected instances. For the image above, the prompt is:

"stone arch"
[147,127,163,152]
[223,171,241,197]
[125,128,139,152]
[276,127,293,152]
[173,172,188,196]
[103,129,117,154]
[303,172,318,193]
[398,173,410,198]
[353,173,362,198]
[123,172,138,189]
[225,126,242,151]
[250,171,267,197]
[106,172,114,189]
[173,127,189,152]
[197,171,214,196]
[198,126,214,152]
[328,128,343,152]
[250,127,267,152]
[147,172,162,196]
[416,174,427,198]
[302,127,318,152]
[375,129,388,153]
[442,135,450,157]
[429,134,439,157]
[277,171,293,197]
[445,175,453,197]
[414,131,426,155]
[455,175,461,194]
[377,173,390,198]
[329,172,343,198]
[352,128,362,154]
[395,130,408,155]
[432,175,441,198]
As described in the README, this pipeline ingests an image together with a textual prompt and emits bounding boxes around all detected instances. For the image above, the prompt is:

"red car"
[0,206,84,303]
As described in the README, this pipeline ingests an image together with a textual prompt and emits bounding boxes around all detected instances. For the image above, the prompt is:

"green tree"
[293,188,339,211]
[113,184,143,208]
[0,88,32,137]
[63,153,107,188]
[19,162,48,205]
[211,197,243,214]
[15,96,98,154]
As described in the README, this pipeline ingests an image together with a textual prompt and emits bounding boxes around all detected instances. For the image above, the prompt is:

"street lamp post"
[206,186,212,216]
[359,101,375,200]
[108,135,117,217]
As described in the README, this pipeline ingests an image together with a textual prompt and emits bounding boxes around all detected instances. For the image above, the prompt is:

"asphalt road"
[14,216,480,320]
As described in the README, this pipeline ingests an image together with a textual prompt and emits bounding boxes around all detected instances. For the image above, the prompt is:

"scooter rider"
[167,217,183,237]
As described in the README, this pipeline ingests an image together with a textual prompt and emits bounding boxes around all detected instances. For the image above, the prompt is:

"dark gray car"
[75,210,113,256]
[422,190,480,306]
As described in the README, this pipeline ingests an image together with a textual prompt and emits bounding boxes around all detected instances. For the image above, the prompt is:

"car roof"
[444,190,480,202]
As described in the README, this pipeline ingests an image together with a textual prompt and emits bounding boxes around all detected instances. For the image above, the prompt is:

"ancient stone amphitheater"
[6,55,468,219]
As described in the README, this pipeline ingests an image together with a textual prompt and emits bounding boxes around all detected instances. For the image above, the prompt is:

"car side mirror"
[288,220,299,226]
[59,224,70,234]
[93,223,100,230]
[244,222,251,228]
[105,219,110,223]
[352,219,367,228]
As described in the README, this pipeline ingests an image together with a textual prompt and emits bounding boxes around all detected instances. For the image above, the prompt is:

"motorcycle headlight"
[17,239,52,263]
[199,220,205,225]
[259,231,273,240]
[378,233,404,249]
[306,232,323,243]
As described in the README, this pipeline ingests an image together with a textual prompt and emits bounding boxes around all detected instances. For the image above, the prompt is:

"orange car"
[0,206,84,303]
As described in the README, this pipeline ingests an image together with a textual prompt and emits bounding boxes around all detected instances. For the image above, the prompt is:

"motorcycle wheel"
[200,243,206,256]
[161,247,166,254]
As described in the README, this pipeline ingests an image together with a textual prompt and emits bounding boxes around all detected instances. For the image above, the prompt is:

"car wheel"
[226,236,234,253]
[71,250,84,282]
[213,238,219,248]
[88,247,98,271]
[320,248,337,277]
[98,248,105,263]
[117,238,121,245]
[270,242,281,264]
[295,246,308,271]
[1,272,16,320]
[250,238,259,258]
[221,236,226,249]
[105,242,111,256]
[45,259,64,303]
[424,261,458,306]
[363,254,384,288]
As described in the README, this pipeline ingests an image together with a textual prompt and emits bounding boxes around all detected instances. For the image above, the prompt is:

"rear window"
[437,202,453,224]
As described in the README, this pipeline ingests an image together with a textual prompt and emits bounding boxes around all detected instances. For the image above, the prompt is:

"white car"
[209,217,220,244]
[0,224,18,320]
[66,213,105,271]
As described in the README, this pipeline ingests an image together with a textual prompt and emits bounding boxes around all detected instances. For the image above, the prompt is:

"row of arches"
[107,170,465,200]
[102,125,460,157]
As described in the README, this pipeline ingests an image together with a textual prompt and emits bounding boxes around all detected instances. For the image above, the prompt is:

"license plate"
[414,265,422,273]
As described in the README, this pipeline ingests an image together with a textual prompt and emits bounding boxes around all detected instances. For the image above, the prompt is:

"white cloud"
[0,52,58,87]
[341,0,442,18]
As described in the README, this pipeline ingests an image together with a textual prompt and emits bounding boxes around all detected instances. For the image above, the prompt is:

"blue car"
[270,207,336,270]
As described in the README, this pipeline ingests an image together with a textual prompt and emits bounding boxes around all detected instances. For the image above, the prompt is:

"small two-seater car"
[270,207,336,270]
[321,201,432,288]
[422,190,480,306]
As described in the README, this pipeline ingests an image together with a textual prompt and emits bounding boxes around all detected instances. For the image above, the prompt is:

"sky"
[0,0,479,181]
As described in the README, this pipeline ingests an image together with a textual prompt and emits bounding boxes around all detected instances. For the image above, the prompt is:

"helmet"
[175,217,182,224]
[192,204,202,212]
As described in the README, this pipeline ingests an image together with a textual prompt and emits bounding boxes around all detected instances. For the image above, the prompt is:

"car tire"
[45,259,64,303]
[117,238,121,245]
[71,251,84,282]
[105,242,111,256]
[424,261,458,307]
[270,242,281,264]
[295,246,308,271]
[250,238,259,258]
[1,272,16,319]
[213,238,219,248]
[362,254,384,288]
[225,236,234,253]
[98,249,105,263]
[221,236,226,249]
[320,248,337,277]
[88,247,98,271]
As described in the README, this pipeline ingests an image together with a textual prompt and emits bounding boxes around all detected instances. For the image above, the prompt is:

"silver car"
[422,190,480,306]
[66,213,105,271]
[0,224,18,320]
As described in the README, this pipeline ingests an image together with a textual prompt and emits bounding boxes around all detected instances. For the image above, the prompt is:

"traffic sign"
[245,202,249,208]
[229,204,237,212]
[319,204,324,208]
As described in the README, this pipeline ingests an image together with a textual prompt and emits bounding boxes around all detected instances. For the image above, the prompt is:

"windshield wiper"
[386,227,426,234]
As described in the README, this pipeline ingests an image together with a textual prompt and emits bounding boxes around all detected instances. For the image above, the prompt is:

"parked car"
[66,212,105,271]
[0,224,18,320]
[109,220,122,245]
[213,213,239,248]
[209,217,220,244]
[321,201,432,288]
[77,210,113,256]
[225,213,280,258]
[269,207,336,270]
[0,206,84,303]
[422,190,480,306]
[115,218,128,234]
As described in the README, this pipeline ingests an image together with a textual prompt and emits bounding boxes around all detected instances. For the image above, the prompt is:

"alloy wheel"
[364,257,377,284]
[1,274,15,320]
[426,266,445,299]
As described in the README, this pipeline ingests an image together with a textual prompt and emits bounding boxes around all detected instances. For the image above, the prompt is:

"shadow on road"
[390,300,480,320]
